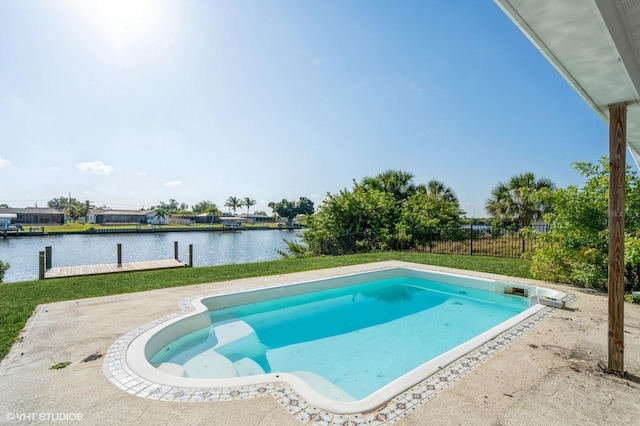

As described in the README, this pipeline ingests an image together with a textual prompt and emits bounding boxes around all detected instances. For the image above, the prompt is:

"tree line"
[7,160,640,294]
[41,195,316,227]
[285,163,639,294]
[291,169,553,255]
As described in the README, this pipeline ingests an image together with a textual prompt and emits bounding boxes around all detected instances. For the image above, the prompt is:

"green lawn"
[0,252,532,361]
[37,222,283,234]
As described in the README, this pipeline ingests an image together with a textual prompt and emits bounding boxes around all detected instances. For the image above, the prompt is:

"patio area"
[0,261,638,425]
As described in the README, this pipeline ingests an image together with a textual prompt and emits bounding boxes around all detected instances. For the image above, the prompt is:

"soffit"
[495,0,640,165]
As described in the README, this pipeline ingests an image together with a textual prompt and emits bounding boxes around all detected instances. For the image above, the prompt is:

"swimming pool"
[124,266,565,414]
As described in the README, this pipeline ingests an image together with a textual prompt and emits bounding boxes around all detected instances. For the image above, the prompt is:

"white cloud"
[0,156,11,169]
[76,161,114,175]
[163,180,183,188]
[134,171,147,176]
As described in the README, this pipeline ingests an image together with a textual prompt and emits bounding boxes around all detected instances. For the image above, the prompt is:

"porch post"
[608,102,626,375]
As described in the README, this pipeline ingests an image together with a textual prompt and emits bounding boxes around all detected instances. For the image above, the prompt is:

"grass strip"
[0,252,531,361]
[32,222,284,234]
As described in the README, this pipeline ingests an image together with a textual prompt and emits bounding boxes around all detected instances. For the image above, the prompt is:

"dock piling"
[45,246,52,270]
[117,243,122,267]
[39,251,45,280]
[174,241,179,260]
[189,244,193,267]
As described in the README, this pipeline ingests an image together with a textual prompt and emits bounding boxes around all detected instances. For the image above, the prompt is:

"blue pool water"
[150,275,529,400]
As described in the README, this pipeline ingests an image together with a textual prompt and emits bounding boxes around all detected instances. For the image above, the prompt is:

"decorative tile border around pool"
[103,292,576,425]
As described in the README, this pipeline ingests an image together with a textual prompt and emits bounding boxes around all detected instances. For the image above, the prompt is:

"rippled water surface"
[0,230,302,283]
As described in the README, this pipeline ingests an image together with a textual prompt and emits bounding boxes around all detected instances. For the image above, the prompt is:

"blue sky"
[0,1,616,216]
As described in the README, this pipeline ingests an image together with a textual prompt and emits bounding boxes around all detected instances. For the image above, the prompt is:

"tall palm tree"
[241,197,257,216]
[485,172,555,228]
[225,196,242,215]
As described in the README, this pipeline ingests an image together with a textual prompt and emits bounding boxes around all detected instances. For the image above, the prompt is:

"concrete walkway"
[0,261,638,425]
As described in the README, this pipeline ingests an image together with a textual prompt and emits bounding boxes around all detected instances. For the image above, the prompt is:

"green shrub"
[277,240,310,258]
[625,294,640,304]
[0,260,9,283]
[531,157,640,292]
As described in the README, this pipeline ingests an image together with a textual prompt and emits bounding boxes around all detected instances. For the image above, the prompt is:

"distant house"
[88,209,169,225]
[0,207,64,224]
[168,214,196,225]
[240,214,277,225]
[146,210,170,225]
[193,213,219,224]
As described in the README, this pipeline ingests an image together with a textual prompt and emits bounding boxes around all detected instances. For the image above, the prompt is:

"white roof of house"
[495,0,640,165]
[89,209,151,216]
[219,216,247,222]
[0,208,62,214]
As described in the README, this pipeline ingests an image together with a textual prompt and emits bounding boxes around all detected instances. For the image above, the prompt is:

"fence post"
[174,241,179,260]
[469,224,474,256]
[117,243,122,267]
[189,244,193,267]
[45,246,52,270]
[522,236,526,255]
[39,251,45,279]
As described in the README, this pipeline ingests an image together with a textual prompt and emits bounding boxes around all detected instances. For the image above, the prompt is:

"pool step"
[183,349,238,378]
[234,357,266,376]
[157,362,185,377]
[183,320,267,378]
[213,320,267,360]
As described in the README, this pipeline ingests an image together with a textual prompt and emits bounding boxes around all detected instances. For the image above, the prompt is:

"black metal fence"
[312,224,550,258]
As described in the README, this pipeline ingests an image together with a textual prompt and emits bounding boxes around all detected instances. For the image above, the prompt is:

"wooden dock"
[44,259,188,279]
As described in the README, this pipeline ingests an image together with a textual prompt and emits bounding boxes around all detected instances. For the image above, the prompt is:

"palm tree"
[63,205,79,222]
[485,172,555,228]
[225,196,242,215]
[205,205,221,224]
[77,200,93,221]
[241,197,257,216]
[361,170,419,202]
[153,207,168,225]
[425,179,459,203]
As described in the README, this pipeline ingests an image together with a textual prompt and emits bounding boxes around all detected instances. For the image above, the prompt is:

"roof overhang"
[495,0,640,166]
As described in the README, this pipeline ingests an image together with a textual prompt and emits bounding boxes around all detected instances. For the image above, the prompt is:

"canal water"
[0,230,302,283]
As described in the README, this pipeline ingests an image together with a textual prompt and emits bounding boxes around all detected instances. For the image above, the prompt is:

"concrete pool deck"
[0,260,639,425]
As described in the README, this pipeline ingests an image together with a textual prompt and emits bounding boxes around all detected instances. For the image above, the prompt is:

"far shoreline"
[3,223,304,238]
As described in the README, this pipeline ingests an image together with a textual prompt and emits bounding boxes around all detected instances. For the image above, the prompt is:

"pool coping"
[103,266,574,423]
